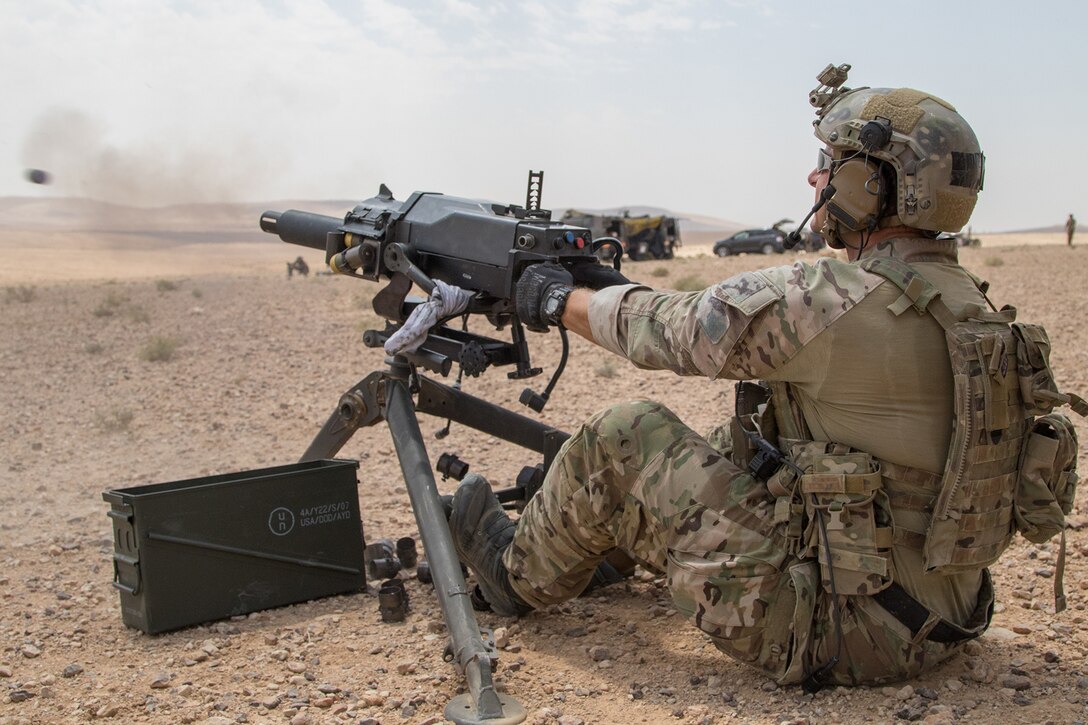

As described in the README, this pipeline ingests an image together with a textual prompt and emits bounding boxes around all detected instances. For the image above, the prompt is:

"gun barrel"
[260,209,341,251]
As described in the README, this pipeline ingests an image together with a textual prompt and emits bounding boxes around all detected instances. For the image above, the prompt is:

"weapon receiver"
[260,183,597,302]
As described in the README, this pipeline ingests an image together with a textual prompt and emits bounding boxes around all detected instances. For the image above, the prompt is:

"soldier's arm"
[563,261,879,380]
[561,282,727,377]
[559,288,594,342]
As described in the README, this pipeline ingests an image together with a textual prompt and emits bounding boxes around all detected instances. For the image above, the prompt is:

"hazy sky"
[3,0,1086,231]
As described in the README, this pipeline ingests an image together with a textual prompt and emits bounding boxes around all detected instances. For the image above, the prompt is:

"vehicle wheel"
[760,243,776,255]
[715,246,730,257]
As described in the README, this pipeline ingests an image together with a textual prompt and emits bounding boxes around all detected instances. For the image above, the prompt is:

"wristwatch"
[542,284,572,326]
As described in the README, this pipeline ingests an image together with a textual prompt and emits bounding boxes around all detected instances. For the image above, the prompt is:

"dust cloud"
[19,108,275,208]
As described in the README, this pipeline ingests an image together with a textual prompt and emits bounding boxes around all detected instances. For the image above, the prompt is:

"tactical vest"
[732,257,1084,610]
[862,258,1021,569]
[861,257,1083,583]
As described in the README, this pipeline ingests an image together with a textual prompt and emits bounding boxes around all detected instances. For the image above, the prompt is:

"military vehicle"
[561,210,681,260]
[954,228,981,247]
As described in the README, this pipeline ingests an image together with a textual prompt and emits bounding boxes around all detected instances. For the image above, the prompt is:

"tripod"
[300,353,568,724]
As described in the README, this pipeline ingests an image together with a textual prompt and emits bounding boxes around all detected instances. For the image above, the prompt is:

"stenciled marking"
[268,507,295,536]
[299,501,352,528]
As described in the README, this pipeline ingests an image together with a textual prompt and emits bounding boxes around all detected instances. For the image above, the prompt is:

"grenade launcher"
[257,173,625,725]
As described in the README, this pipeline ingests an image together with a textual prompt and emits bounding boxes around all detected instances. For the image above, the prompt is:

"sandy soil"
[1,229,1087,725]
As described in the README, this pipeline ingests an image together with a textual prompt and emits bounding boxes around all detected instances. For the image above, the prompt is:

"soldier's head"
[806,63,984,250]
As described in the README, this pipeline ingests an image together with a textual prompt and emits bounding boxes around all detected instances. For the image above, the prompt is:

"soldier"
[286,256,310,278]
[407,64,1084,689]
[1067,213,1076,247]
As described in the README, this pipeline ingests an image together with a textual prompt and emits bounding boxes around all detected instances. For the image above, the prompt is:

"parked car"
[713,228,786,256]
[795,230,827,252]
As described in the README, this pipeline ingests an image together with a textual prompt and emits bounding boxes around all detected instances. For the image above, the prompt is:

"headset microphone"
[785,184,836,249]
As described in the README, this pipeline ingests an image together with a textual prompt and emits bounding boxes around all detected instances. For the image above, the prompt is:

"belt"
[871,581,991,644]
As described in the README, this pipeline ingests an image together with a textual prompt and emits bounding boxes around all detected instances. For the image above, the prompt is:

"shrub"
[191,288,203,299]
[650,267,669,278]
[5,286,36,303]
[140,336,181,362]
[156,279,179,292]
[595,359,618,379]
[984,256,1004,267]
[104,290,128,306]
[673,275,706,292]
[84,341,104,355]
[124,306,151,324]
[95,408,134,433]
[93,290,128,316]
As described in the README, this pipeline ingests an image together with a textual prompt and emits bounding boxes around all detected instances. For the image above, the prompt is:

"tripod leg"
[299,371,385,461]
[384,377,525,724]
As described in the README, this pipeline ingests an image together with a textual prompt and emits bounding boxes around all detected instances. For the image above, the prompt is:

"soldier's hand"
[515,263,574,332]
[568,258,632,290]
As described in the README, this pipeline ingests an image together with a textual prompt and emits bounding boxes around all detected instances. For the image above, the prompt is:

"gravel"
[1,244,1086,723]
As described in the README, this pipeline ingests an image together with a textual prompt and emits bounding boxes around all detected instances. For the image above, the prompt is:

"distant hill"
[0,197,746,242]
[0,196,354,242]
[997,224,1067,235]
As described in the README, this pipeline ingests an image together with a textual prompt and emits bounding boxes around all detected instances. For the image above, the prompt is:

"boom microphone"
[785,184,836,249]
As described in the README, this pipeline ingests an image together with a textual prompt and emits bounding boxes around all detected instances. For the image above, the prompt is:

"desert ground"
[1,219,1087,725]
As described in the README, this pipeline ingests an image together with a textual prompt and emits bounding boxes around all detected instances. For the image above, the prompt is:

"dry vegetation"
[1,232,1087,725]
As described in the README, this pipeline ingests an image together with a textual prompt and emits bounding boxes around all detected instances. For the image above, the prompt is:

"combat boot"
[448,474,532,617]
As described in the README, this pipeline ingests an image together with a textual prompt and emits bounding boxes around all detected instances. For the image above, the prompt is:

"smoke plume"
[20,108,273,208]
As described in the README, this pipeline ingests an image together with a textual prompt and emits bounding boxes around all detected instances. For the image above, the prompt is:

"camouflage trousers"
[505,400,977,686]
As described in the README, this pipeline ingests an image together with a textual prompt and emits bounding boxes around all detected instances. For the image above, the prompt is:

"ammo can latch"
[106,498,141,595]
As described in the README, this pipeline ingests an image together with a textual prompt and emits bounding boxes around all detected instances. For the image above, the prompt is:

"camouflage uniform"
[505,236,996,686]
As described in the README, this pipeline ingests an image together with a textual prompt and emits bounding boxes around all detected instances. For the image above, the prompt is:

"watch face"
[545,297,560,315]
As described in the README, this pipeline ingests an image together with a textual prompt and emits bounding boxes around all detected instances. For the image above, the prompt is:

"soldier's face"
[808,164,831,232]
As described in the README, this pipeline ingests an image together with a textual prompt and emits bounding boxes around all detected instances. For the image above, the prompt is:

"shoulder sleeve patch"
[712,271,785,316]
[697,271,785,345]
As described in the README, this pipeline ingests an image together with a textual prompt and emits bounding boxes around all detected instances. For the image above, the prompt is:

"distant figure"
[1067,214,1077,247]
[286,256,310,278]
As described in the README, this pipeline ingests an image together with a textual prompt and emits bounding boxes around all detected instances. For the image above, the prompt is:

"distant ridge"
[0,196,353,238]
[996,224,1067,235]
[0,196,746,238]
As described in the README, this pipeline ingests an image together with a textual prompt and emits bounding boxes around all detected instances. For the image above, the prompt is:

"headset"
[825,156,883,232]
[787,117,895,250]
[824,117,893,243]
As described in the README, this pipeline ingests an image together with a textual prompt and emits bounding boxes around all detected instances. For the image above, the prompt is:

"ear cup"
[826,159,882,231]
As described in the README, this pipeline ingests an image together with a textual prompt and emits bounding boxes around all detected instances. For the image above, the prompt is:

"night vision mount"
[809,62,852,117]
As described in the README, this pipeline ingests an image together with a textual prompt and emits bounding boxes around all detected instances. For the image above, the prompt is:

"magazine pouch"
[796,446,893,597]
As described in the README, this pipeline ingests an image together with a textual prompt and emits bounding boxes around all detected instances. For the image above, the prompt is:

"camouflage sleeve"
[586,260,883,379]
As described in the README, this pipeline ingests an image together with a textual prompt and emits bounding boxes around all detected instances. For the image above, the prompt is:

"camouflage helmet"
[810,64,984,233]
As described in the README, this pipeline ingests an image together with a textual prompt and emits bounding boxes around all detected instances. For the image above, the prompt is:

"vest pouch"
[799,452,893,597]
[1014,413,1079,543]
[1012,323,1064,416]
